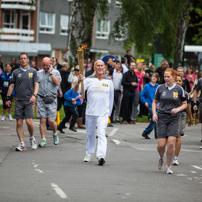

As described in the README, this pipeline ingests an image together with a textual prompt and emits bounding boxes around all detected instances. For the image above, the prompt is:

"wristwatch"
[5,96,10,101]
[33,94,38,98]
[50,73,53,76]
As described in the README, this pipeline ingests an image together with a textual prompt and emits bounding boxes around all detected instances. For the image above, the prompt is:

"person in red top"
[184,66,196,90]
[130,62,144,123]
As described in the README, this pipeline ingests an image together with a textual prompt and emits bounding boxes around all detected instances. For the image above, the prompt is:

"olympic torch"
[77,44,87,99]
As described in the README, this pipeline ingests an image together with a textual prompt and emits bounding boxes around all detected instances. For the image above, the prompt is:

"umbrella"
[102,55,117,64]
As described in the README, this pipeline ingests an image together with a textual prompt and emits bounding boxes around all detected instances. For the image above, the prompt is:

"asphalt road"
[0,119,202,202]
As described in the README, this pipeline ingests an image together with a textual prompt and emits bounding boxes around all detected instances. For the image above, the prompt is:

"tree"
[112,0,192,68]
[186,0,202,45]
[66,0,109,66]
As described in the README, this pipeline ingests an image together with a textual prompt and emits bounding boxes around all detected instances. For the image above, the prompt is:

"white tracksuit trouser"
[85,114,108,158]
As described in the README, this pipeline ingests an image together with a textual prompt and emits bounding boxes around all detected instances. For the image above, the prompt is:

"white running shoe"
[173,159,179,166]
[30,138,37,150]
[1,116,6,121]
[8,114,13,121]
[158,158,164,170]
[166,167,173,174]
[16,143,26,151]
[84,155,93,162]
[200,145,202,149]
[98,156,105,165]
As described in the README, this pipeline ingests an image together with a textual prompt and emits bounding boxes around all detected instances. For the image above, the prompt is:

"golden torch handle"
[77,49,85,99]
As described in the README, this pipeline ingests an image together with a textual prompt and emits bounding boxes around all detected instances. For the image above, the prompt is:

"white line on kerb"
[51,183,68,199]
[108,128,118,137]
[112,139,121,145]
[191,165,202,171]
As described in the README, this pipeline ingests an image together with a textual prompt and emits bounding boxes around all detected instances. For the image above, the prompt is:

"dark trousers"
[57,96,65,111]
[121,91,135,122]
[78,102,85,118]
[1,94,13,109]
[111,91,119,121]
[59,106,78,128]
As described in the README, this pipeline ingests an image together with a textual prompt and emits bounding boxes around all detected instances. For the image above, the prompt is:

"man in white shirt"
[74,60,114,165]
[121,57,129,74]
[111,61,123,122]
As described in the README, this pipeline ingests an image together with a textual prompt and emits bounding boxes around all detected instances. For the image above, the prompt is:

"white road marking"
[177,173,187,177]
[35,169,43,173]
[191,165,202,171]
[112,139,120,145]
[51,183,68,199]
[108,128,119,137]
[76,130,86,134]
[33,164,38,168]
[190,171,197,174]
[187,178,192,180]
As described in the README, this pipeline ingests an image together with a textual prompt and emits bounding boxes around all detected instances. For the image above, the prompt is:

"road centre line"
[112,139,121,145]
[108,128,119,137]
[35,168,43,173]
[190,171,197,174]
[51,183,69,199]
[191,165,202,171]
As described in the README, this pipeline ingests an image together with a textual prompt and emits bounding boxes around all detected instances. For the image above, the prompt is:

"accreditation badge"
[102,83,108,87]
[173,92,178,99]
[29,73,33,79]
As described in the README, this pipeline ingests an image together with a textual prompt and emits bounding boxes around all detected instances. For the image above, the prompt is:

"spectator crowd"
[0,50,202,168]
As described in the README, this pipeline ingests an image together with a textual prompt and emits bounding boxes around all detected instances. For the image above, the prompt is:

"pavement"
[0,118,202,202]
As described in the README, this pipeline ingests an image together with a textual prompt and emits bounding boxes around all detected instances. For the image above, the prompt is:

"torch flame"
[78,44,87,50]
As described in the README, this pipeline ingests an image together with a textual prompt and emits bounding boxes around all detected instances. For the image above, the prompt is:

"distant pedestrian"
[141,73,159,139]
[121,57,129,74]
[130,62,144,122]
[193,75,202,149]
[0,54,3,74]
[173,75,192,166]
[57,87,82,133]
[5,53,39,151]
[0,63,15,121]
[177,67,191,93]
[57,62,71,111]
[111,61,123,123]
[11,57,19,72]
[155,60,169,84]
[121,62,138,124]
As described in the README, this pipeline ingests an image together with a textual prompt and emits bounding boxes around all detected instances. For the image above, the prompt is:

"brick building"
[0,0,125,68]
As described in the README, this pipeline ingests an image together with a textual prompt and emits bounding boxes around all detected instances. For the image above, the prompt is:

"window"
[96,20,110,39]
[39,12,55,34]
[3,10,15,28]
[60,15,69,35]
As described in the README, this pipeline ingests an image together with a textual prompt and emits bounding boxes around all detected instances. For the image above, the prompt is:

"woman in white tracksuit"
[74,60,114,165]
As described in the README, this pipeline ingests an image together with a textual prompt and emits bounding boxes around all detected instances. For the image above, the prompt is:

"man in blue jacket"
[140,73,159,139]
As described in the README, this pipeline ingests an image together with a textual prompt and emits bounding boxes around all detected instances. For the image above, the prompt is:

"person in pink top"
[130,62,144,123]
[185,66,196,90]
